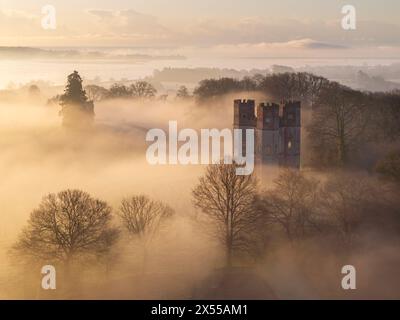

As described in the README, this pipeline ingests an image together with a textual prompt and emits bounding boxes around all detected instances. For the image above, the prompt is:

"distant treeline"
[193,72,400,170]
[149,65,400,92]
[150,67,275,84]
[49,71,400,175]
[47,81,159,106]
[0,47,184,61]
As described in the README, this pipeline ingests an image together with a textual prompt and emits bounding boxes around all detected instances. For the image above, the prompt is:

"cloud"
[176,17,400,48]
[0,7,399,53]
[87,9,169,36]
[175,18,334,46]
[280,39,347,49]
[87,10,114,19]
[0,10,39,35]
[178,39,348,59]
[218,39,348,50]
[0,9,75,46]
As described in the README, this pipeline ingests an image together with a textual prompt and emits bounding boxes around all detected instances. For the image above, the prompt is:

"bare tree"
[297,73,329,108]
[119,195,173,239]
[320,173,380,247]
[130,81,157,99]
[308,82,370,166]
[260,169,320,242]
[28,84,41,98]
[108,83,132,98]
[85,84,109,102]
[192,163,264,267]
[193,78,242,101]
[176,85,190,99]
[260,72,328,107]
[261,72,299,101]
[118,195,173,271]
[375,150,400,184]
[12,190,119,267]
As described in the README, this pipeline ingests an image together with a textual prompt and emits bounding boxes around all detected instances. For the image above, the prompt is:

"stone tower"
[279,101,301,168]
[233,99,256,155]
[255,102,280,167]
[233,99,301,175]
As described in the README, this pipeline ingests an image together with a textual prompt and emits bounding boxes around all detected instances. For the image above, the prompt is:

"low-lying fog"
[0,90,399,300]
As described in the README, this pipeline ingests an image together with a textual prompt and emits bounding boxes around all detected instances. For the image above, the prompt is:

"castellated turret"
[234,99,256,128]
[233,99,301,172]
[255,102,281,168]
[280,101,301,168]
[234,99,256,156]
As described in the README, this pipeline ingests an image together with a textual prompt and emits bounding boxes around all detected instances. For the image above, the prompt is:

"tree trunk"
[338,132,347,165]
[226,210,233,268]
[142,241,148,274]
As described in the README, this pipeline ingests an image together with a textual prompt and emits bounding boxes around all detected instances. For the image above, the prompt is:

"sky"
[0,0,399,57]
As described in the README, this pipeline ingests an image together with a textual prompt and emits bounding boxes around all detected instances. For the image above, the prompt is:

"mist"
[0,90,242,299]
[0,85,399,300]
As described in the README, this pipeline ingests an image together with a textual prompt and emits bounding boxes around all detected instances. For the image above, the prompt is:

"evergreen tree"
[60,71,88,106]
[59,71,94,128]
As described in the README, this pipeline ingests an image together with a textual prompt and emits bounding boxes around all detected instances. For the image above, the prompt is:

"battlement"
[233,98,301,170]
[256,102,280,130]
[258,102,280,108]
[282,100,301,108]
[234,99,301,128]
[234,99,256,127]
[282,100,301,127]
[234,99,255,106]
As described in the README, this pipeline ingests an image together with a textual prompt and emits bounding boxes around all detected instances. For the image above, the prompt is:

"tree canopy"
[192,163,265,266]
[13,189,119,265]
[59,71,94,128]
